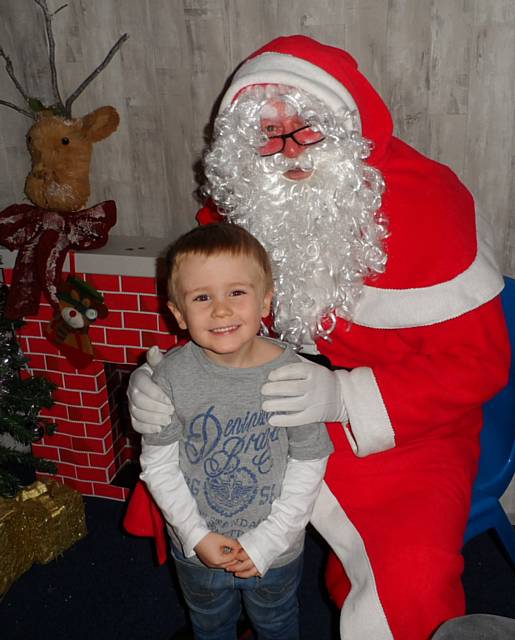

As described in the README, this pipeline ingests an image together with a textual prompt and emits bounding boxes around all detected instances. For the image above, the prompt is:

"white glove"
[261,359,348,427]
[127,346,175,434]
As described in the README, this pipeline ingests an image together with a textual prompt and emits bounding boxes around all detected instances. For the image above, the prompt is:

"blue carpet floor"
[1,495,514,639]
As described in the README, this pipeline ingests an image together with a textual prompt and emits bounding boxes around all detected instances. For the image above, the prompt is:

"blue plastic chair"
[463,276,515,565]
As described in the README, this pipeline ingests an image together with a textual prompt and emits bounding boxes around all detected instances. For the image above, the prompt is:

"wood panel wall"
[1,0,514,516]
[1,0,514,272]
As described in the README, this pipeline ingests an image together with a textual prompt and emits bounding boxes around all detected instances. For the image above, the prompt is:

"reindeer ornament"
[0,0,128,322]
[46,275,109,369]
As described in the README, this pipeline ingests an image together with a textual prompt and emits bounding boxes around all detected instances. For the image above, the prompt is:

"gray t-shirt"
[145,338,333,566]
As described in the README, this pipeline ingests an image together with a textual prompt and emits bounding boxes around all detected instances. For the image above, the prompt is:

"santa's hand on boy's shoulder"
[194,532,241,569]
[261,358,348,426]
[146,345,164,368]
[127,345,175,434]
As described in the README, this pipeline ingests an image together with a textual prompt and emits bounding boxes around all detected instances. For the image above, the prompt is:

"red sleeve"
[376,296,510,446]
[323,296,510,456]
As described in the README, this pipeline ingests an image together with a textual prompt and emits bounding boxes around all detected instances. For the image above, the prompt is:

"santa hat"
[219,35,393,160]
[216,36,503,325]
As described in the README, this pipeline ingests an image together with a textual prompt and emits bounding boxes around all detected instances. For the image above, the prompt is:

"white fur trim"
[339,367,395,456]
[220,52,361,131]
[354,210,504,328]
[311,482,394,640]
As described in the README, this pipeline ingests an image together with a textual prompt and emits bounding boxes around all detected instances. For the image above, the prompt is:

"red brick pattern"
[3,267,178,501]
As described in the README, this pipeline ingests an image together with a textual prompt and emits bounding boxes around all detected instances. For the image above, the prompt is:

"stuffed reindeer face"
[24,106,119,212]
[56,278,108,330]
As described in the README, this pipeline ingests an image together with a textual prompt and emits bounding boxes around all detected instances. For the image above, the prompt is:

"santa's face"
[257,98,325,181]
[203,84,388,347]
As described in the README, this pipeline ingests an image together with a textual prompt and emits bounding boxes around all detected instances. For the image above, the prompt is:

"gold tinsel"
[0,480,87,594]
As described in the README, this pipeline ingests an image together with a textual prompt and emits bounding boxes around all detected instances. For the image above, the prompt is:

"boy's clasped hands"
[194,532,260,578]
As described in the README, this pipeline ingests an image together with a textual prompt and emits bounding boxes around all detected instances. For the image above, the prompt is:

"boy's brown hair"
[166,223,273,303]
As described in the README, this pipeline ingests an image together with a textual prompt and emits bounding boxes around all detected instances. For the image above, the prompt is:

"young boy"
[139,223,333,640]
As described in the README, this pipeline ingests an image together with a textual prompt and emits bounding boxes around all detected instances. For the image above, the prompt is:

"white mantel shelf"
[0,235,170,278]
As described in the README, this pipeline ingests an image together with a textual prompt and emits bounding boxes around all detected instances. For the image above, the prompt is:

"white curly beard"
[203,85,389,349]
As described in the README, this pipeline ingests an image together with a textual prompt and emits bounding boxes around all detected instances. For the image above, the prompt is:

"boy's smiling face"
[168,251,273,367]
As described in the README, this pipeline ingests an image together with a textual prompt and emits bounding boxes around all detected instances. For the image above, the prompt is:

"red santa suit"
[197,36,511,640]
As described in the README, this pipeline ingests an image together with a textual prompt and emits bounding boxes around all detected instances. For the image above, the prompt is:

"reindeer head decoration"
[0,0,128,212]
[24,106,120,211]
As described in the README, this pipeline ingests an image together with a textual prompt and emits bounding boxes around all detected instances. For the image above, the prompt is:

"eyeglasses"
[258,124,325,157]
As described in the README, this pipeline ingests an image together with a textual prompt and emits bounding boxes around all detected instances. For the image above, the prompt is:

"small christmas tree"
[0,283,57,497]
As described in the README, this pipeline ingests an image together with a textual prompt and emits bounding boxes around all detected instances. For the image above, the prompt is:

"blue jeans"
[171,546,303,640]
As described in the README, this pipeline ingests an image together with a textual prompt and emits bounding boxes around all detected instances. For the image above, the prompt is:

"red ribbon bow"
[0,201,116,319]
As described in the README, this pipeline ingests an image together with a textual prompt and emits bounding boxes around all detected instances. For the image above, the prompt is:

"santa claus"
[127,36,510,640]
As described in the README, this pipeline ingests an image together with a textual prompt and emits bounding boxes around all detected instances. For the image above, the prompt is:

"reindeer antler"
[64,33,129,117]
[0,0,128,120]
[33,0,68,114]
[0,46,36,119]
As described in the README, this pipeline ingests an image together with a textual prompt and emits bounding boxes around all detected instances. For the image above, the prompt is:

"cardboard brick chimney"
[0,237,178,501]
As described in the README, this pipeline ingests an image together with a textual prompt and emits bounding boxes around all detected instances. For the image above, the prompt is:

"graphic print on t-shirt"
[184,405,279,519]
